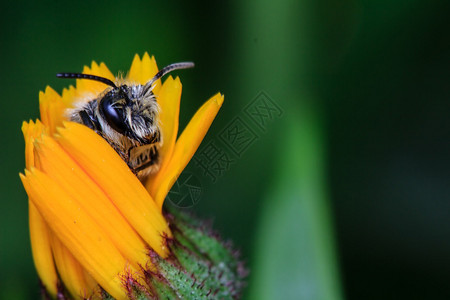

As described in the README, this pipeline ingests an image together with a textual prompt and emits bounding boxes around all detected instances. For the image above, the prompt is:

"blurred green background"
[1,0,449,299]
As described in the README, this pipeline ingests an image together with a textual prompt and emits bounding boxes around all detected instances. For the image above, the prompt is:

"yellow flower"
[21,53,223,299]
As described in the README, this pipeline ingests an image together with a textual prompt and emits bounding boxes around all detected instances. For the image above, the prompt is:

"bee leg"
[125,148,137,172]
[79,110,98,131]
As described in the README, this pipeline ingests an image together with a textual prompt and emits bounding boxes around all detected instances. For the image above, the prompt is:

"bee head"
[57,62,194,145]
[98,84,159,144]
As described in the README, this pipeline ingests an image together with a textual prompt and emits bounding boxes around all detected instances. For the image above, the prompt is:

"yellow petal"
[23,120,58,296]
[97,62,115,80]
[20,169,129,300]
[145,76,181,186]
[141,52,161,94]
[61,85,77,109]
[127,54,142,83]
[147,93,224,208]
[34,134,149,269]
[83,269,99,299]
[22,120,47,169]
[127,52,161,94]
[55,122,171,256]
[28,201,58,297]
[39,87,64,135]
[51,235,97,299]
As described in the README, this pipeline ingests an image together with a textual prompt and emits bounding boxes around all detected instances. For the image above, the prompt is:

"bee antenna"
[144,62,194,91]
[56,73,117,88]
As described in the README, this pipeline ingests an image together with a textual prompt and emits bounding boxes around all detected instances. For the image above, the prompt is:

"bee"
[57,62,194,179]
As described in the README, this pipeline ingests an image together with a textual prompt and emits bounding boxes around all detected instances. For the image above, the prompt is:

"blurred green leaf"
[234,0,343,298]
[247,105,342,300]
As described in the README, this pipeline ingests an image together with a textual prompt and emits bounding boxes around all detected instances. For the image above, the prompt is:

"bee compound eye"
[99,96,128,134]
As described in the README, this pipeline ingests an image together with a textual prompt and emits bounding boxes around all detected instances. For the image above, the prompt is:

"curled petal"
[29,202,58,297]
[23,120,57,296]
[21,169,130,300]
[147,93,224,208]
[34,134,149,269]
[56,122,171,256]
[22,120,46,169]
[146,76,182,186]
[51,236,97,299]
[39,87,64,135]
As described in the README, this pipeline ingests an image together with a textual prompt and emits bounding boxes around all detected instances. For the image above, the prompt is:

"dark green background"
[1,1,449,299]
